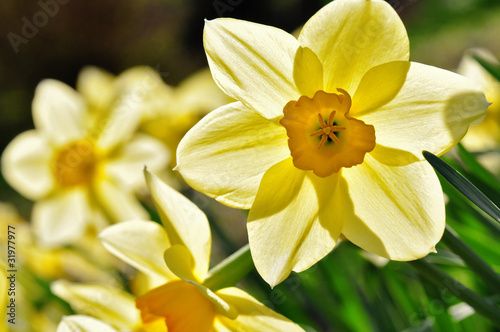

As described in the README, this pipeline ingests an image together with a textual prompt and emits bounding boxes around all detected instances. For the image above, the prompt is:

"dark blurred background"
[1,0,500,214]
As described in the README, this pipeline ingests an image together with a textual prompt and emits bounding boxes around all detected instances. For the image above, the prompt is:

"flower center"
[136,280,216,332]
[280,89,376,177]
[52,140,98,187]
[310,111,347,148]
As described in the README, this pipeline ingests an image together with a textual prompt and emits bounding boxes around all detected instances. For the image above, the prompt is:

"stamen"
[310,111,346,149]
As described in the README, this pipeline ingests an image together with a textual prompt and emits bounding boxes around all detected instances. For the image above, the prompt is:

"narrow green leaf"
[423,151,500,224]
[472,54,500,82]
[409,259,500,326]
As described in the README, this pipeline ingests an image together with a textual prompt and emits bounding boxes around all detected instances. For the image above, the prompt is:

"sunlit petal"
[146,170,211,281]
[99,220,176,283]
[299,0,409,94]
[341,154,445,260]
[176,102,289,209]
[248,158,340,287]
[204,19,300,119]
[359,62,489,165]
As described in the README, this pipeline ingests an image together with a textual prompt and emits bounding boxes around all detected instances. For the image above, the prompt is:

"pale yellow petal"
[104,134,170,190]
[359,62,489,165]
[298,0,409,94]
[293,46,323,98]
[176,102,289,209]
[247,158,340,287]
[94,179,149,222]
[145,169,211,281]
[341,154,445,260]
[96,96,143,153]
[57,316,118,332]
[76,66,115,111]
[51,281,140,330]
[215,287,304,331]
[204,18,300,119]
[1,130,55,200]
[163,245,198,282]
[98,220,175,283]
[33,79,86,146]
[32,189,90,248]
[352,61,410,116]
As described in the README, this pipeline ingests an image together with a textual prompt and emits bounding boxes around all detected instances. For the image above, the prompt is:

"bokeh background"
[1,0,500,331]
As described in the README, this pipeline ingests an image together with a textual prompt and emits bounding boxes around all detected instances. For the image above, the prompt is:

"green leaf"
[472,54,500,82]
[423,151,500,224]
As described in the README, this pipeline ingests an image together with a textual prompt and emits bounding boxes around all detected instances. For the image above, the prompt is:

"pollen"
[52,140,98,187]
[280,89,376,177]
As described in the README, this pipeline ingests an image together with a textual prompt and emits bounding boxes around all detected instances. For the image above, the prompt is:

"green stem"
[442,225,500,293]
[203,244,254,291]
[409,259,500,325]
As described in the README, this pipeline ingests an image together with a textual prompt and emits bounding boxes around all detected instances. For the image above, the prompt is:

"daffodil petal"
[96,96,143,153]
[76,66,115,111]
[358,62,489,165]
[33,79,86,146]
[352,61,410,116]
[1,130,54,200]
[94,179,149,222]
[341,154,445,260]
[51,281,140,330]
[204,18,300,119]
[163,245,199,282]
[214,287,304,331]
[176,102,289,209]
[32,189,90,248]
[248,158,339,287]
[146,170,211,281]
[298,0,409,94]
[99,220,176,283]
[175,68,231,114]
[293,46,323,98]
[105,134,169,190]
[57,316,118,332]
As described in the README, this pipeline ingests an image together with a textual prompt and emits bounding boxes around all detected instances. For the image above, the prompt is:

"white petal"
[51,281,140,330]
[358,62,489,165]
[176,102,289,209]
[33,79,86,146]
[99,220,175,283]
[204,18,300,119]
[104,134,170,190]
[57,316,118,332]
[341,154,445,260]
[145,169,211,281]
[1,130,55,200]
[94,179,149,222]
[32,189,90,248]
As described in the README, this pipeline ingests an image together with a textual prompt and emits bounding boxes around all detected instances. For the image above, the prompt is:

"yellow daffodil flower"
[52,170,304,331]
[1,67,169,247]
[458,48,500,151]
[176,0,489,286]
